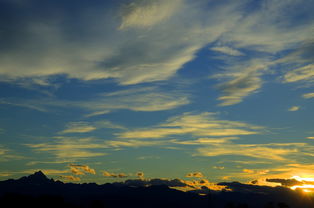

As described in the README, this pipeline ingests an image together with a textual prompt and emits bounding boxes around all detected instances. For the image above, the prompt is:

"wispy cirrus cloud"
[196,143,304,161]
[0,86,190,115]
[26,137,107,160]
[302,93,314,99]
[119,0,182,29]
[117,112,262,139]
[212,59,268,106]
[60,122,96,134]
[0,0,241,85]
[0,145,25,162]
[210,46,244,56]
[283,64,314,83]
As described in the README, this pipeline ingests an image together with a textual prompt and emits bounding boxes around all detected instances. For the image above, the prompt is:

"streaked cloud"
[119,0,182,29]
[213,166,225,170]
[283,64,314,83]
[26,137,107,160]
[0,0,241,85]
[103,171,128,178]
[117,112,262,139]
[288,106,300,112]
[69,164,96,175]
[221,1,314,53]
[0,146,24,162]
[1,86,189,114]
[211,46,243,56]
[60,175,81,182]
[196,143,300,161]
[60,122,96,134]
[266,178,303,187]
[213,59,268,106]
[302,92,314,99]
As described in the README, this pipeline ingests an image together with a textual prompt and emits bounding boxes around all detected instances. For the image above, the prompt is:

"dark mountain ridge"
[1,171,314,208]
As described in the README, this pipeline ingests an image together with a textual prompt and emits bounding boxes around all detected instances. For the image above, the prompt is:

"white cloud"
[26,137,107,160]
[221,0,314,53]
[302,93,314,99]
[119,0,182,29]
[117,112,262,139]
[283,64,314,83]
[288,106,300,112]
[212,59,268,106]
[211,46,244,56]
[0,86,190,114]
[60,122,96,134]
[197,143,298,161]
[0,0,242,85]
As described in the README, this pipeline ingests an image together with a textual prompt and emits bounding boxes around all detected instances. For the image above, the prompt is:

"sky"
[0,0,314,189]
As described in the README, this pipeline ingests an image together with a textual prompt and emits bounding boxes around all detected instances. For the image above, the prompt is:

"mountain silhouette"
[1,171,314,208]
[18,171,53,184]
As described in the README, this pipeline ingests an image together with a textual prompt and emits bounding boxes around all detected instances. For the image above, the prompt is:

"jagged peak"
[18,170,51,183]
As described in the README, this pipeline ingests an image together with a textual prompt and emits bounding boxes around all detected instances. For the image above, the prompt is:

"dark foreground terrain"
[0,171,313,208]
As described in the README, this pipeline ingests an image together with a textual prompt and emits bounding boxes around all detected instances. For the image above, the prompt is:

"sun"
[290,176,314,193]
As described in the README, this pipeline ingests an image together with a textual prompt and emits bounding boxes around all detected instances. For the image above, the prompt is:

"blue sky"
[0,0,314,188]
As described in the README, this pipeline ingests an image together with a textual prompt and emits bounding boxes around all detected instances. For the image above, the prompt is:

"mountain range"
[0,171,313,208]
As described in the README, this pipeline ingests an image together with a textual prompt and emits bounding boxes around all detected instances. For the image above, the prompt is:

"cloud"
[288,106,300,112]
[69,164,96,175]
[60,122,96,134]
[302,93,314,99]
[243,169,254,174]
[196,143,300,161]
[103,171,128,178]
[0,0,242,86]
[185,172,204,178]
[283,64,314,83]
[220,1,314,53]
[116,178,188,188]
[117,112,262,139]
[1,86,190,114]
[213,166,225,170]
[119,0,182,29]
[266,178,303,187]
[0,145,24,162]
[59,120,125,135]
[59,175,81,182]
[213,59,268,106]
[173,137,239,145]
[26,137,107,159]
[84,87,190,112]
[210,46,244,56]
[103,139,168,149]
[136,172,145,179]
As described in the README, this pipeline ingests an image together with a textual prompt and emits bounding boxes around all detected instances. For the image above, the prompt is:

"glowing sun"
[290,176,314,193]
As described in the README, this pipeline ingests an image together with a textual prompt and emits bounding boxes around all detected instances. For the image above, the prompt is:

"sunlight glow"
[291,176,314,193]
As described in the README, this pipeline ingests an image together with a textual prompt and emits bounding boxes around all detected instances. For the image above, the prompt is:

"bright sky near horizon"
[0,0,313,189]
